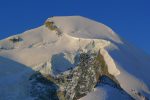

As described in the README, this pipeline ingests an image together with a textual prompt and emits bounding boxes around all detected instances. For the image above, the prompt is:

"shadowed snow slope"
[0,16,150,100]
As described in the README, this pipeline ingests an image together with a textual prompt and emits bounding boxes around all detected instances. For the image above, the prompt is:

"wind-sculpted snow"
[46,16,123,44]
[0,16,150,100]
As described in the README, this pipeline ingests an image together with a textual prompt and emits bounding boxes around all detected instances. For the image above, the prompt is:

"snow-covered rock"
[0,16,150,100]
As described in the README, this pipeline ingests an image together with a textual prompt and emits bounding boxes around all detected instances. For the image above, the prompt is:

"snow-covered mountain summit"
[0,16,150,100]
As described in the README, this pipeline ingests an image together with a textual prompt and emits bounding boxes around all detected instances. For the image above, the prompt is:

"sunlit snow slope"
[0,16,150,100]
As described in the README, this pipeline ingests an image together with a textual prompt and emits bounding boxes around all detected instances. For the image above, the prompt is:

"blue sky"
[0,0,150,54]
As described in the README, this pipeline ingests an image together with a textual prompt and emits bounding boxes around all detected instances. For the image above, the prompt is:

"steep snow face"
[80,76,134,100]
[106,43,150,99]
[0,16,150,100]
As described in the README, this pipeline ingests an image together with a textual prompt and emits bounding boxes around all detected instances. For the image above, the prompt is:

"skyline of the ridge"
[0,0,150,54]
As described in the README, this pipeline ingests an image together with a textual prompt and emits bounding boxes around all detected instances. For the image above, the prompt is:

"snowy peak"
[46,16,123,43]
[0,16,150,100]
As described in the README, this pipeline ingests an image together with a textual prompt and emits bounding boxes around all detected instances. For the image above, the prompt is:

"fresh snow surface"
[80,85,131,100]
[0,16,150,100]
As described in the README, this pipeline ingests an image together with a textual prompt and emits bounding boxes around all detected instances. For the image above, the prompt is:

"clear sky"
[0,0,150,54]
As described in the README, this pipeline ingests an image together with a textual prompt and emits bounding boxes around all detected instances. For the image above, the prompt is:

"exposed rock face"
[62,52,100,100]
[29,50,130,100]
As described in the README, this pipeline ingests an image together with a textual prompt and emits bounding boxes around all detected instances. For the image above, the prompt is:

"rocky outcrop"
[0,35,23,50]
[9,36,23,43]
[45,21,62,36]
[29,50,133,100]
